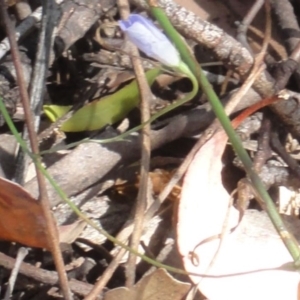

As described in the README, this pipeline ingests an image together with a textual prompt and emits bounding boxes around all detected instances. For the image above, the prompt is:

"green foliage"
[44,68,161,132]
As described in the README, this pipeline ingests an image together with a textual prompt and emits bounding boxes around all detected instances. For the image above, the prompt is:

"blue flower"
[119,14,180,67]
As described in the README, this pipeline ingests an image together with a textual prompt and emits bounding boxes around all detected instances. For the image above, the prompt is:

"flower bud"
[119,14,180,67]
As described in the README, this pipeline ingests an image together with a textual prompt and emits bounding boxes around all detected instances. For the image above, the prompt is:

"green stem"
[40,63,198,153]
[95,62,198,141]
[0,96,209,276]
[148,2,300,265]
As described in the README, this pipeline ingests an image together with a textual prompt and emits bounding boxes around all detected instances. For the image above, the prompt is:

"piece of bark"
[0,52,32,126]
[54,0,116,57]
[0,252,102,298]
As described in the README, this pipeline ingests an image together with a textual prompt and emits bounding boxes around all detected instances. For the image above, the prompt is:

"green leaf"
[43,68,161,132]
[44,105,71,123]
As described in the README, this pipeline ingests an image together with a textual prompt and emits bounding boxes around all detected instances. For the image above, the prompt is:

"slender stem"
[0,96,220,277]
[40,63,198,152]
[147,0,300,264]
[0,3,73,297]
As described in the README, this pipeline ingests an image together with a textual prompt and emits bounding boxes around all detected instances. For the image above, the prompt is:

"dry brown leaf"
[177,130,300,300]
[0,177,50,249]
[0,175,87,248]
[104,268,190,300]
[115,169,181,202]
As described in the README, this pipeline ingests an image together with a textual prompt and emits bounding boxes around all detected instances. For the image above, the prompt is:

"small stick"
[236,0,264,54]
[0,1,72,299]
[117,0,154,288]
[4,247,29,300]
[0,251,98,297]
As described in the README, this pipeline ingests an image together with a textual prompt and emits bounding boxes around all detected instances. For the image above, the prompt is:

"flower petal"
[119,14,180,67]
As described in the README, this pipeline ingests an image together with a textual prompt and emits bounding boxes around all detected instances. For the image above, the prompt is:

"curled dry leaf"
[104,268,190,300]
[0,177,50,249]
[177,130,300,300]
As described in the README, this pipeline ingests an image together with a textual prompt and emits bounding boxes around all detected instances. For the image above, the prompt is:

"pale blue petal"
[119,14,180,67]
[127,14,168,41]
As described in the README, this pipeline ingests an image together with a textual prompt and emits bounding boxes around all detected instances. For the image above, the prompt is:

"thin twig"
[0,2,72,299]
[271,0,300,90]
[236,0,264,53]
[84,248,127,300]
[187,191,236,299]
[0,251,98,298]
[147,60,263,223]
[0,7,42,60]
[14,0,57,184]
[118,0,153,287]
[86,1,155,293]
[4,247,29,300]
[232,0,272,211]
[144,0,271,224]
[0,0,63,60]
[224,0,271,116]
